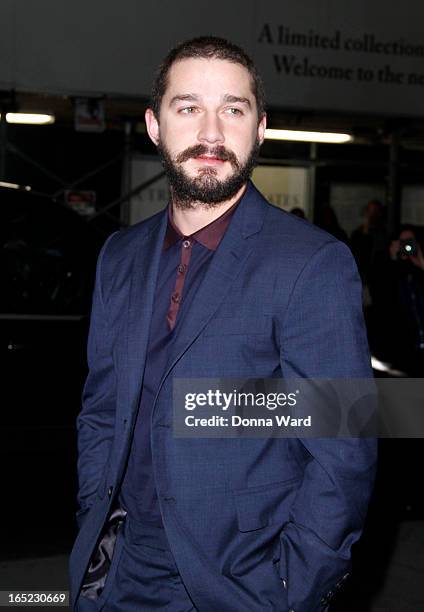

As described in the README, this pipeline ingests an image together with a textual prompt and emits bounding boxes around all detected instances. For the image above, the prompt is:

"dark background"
[2,103,424,610]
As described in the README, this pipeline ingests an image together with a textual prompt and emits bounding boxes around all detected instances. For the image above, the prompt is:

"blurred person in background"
[351,199,387,287]
[370,224,424,375]
[289,206,306,219]
[316,205,349,245]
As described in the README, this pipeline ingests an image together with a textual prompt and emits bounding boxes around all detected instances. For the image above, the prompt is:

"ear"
[145,108,160,145]
[257,113,267,145]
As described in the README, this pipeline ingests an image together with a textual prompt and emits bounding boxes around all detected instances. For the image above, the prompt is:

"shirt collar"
[163,196,241,251]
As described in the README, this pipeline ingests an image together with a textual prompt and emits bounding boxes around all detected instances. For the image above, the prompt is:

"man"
[350,199,387,287]
[372,225,424,375]
[70,37,377,611]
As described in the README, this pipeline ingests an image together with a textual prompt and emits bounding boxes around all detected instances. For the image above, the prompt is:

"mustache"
[175,144,240,168]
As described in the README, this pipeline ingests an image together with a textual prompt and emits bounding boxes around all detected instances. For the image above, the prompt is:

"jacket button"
[108,486,114,497]
[282,578,287,589]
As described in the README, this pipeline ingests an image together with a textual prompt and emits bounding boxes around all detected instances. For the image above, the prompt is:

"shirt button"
[171,292,180,303]
[182,239,191,248]
[177,264,186,274]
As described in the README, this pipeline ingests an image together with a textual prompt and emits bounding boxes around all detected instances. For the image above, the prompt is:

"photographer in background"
[371,224,424,375]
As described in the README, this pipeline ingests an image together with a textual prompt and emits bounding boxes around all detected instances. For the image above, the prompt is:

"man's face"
[145,58,266,207]
[366,201,383,226]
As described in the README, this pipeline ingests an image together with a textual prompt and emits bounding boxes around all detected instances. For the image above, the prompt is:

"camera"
[399,238,417,258]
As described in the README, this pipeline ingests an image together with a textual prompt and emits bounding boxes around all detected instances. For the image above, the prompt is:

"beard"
[157,139,261,209]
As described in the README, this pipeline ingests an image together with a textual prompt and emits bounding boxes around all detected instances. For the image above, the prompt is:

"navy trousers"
[75,516,196,611]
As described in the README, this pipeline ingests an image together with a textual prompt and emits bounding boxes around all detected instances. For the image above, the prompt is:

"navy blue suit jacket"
[69,181,377,611]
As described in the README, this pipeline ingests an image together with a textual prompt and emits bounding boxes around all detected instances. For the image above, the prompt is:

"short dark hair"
[150,36,266,120]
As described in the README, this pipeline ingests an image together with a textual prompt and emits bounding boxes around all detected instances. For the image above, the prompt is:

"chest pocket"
[203,315,270,337]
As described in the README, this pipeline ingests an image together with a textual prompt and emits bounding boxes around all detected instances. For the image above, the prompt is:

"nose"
[197,111,224,145]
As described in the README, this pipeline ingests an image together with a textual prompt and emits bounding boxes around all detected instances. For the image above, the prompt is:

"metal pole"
[120,121,132,226]
[309,142,317,223]
[88,170,165,222]
[0,111,7,181]
[387,131,401,238]
[8,143,65,186]
[52,150,125,199]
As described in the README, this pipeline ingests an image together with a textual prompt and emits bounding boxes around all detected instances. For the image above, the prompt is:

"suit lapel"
[159,182,268,387]
[126,210,168,410]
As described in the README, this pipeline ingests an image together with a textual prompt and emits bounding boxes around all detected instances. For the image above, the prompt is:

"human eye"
[225,107,243,116]
[179,106,198,114]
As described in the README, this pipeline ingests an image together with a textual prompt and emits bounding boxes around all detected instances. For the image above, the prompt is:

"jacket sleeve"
[76,232,119,516]
[278,240,377,611]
